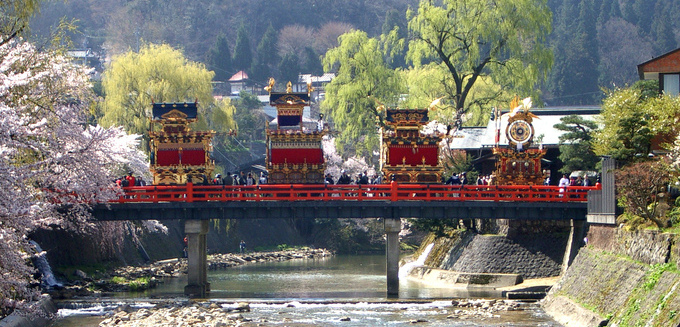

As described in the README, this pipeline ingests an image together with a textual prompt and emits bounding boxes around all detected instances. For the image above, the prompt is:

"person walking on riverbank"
[239,240,246,254]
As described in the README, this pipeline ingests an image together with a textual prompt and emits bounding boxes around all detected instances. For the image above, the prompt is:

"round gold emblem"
[507,120,532,145]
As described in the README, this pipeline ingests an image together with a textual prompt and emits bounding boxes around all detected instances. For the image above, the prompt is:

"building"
[228,71,249,96]
[448,106,600,184]
[637,47,680,96]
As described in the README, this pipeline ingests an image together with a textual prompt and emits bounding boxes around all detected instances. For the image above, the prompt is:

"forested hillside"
[29,0,679,106]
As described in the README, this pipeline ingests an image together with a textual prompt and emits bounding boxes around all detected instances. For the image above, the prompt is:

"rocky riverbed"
[48,248,332,299]
[97,299,527,327]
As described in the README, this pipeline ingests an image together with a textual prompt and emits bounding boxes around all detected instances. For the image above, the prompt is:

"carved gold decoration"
[265,77,275,93]
[286,81,292,93]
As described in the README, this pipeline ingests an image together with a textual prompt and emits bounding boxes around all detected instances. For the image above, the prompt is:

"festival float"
[264,79,326,183]
[492,97,546,185]
[379,107,444,183]
[148,102,215,184]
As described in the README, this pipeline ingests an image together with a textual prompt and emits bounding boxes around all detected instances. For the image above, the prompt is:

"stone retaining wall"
[587,224,674,265]
[542,226,680,327]
[440,234,567,279]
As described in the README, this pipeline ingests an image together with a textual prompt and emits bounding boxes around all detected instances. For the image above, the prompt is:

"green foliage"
[206,34,233,82]
[100,44,215,148]
[0,0,40,44]
[407,0,552,128]
[549,0,600,105]
[278,52,300,85]
[232,23,252,72]
[302,47,323,76]
[408,218,460,237]
[594,87,654,163]
[232,91,266,143]
[322,30,404,161]
[250,24,279,84]
[554,115,599,173]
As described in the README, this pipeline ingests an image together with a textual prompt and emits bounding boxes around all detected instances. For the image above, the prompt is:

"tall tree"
[278,24,315,58]
[100,43,216,150]
[407,0,552,128]
[596,17,653,88]
[206,34,233,82]
[381,9,407,69]
[554,115,599,173]
[302,46,323,75]
[250,24,278,84]
[548,0,600,105]
[278,52,300,85]
[322,30,403,161]
[232,23,252,72]
[593,81,659,164]
[0,38,147,318]
[0,0,40,45]
[651,2,677,55]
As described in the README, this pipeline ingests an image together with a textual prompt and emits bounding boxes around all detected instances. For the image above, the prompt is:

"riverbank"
[47,248,333,300]
[542,225,680,326]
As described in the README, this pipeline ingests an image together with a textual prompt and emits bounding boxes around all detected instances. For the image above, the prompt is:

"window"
[663,74,680,96]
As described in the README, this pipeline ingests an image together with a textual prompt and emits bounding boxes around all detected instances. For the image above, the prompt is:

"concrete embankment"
[542,225,680,327]
[406,227,568,292]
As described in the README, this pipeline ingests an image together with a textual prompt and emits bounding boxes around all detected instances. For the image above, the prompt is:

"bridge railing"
[114,183,596,203]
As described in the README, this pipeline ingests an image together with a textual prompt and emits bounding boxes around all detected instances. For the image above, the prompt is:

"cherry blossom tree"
[0,38,148,317]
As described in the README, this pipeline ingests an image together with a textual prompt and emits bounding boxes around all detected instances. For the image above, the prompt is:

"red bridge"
[93,182,599,298]
[113,183,595,203]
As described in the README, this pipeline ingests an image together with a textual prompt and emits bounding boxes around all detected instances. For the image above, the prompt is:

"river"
[51,255,562,326]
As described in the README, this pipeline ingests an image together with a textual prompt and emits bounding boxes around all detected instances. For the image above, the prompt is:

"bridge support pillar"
[562,219,586,274]
[184,220,210,297]
[384,218,401,296]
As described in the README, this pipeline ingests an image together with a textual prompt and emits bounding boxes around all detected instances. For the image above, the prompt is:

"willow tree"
[407,0,553,127]
[322,30,404,162]
[100,44,222,150]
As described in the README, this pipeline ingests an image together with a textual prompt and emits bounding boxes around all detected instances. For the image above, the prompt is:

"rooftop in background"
[449,106,601,150]
[229,71,248,82]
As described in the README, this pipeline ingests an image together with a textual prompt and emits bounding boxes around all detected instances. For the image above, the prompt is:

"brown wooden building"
[638,47,680,96]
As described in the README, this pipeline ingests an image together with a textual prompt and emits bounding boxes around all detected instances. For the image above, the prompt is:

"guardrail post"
[187,182,194,202]
[390,181,397,201]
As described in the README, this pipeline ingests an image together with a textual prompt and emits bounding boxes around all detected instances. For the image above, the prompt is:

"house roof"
[449,106,601,150]
[637,47,680,79]
[299,73,336,84]
[228,71,248,82]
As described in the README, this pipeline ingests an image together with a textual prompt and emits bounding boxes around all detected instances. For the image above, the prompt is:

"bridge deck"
[93,183,593,221]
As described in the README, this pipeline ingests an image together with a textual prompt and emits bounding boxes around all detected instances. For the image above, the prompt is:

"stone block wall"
[543,225,680,327]
[587,224,673,265]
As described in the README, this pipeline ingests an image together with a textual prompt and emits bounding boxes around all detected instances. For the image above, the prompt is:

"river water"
[52,255,562,326]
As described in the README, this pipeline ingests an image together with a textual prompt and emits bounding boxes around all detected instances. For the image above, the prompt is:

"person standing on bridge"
[223,172,233,186]
[125,172,135,188]
[559,174,570,197]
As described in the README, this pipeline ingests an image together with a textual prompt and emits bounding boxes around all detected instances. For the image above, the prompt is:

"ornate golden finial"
[286,81,293,93]
[510,95,520,111]
[428,96,445,111]
[264,77,275,93]
[307,81,315,96]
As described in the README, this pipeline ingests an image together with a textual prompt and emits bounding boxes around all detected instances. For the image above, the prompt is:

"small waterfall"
[399,243,435,278]
[29,240,62,288]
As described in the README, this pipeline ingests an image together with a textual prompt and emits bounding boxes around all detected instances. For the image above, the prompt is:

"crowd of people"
[118,169,601,189]
[115,172,147,187]
[325,170,382,185]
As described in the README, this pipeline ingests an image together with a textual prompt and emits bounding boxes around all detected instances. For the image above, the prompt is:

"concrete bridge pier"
[184,220,210,297]
[384,217,401,296]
